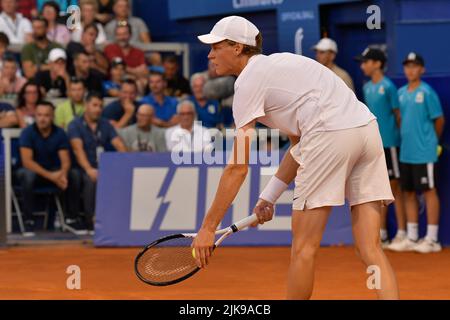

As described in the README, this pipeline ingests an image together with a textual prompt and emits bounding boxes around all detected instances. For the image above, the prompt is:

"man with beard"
[70,51,105,95]
[104,23,148,82]
[21,16,62,79]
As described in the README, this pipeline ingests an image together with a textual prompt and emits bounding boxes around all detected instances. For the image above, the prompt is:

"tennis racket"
[134,213,258,286]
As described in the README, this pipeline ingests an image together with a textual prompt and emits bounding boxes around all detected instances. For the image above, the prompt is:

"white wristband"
[259,175,288,204]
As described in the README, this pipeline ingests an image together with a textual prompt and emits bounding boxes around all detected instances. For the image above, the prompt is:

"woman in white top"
[192,16,399,300]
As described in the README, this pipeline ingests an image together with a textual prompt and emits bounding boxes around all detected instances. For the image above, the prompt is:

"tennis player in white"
[192,16,399,300]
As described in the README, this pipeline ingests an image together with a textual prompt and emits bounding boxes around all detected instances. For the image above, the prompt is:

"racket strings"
[136,237,198,284]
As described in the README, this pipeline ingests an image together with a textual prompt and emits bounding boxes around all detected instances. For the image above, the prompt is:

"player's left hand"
[251,198,274,227]
[192,227,215,268]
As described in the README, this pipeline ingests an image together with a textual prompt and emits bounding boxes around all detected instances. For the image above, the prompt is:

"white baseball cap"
[198,16,260,46]
[48,48,67,62]
[312,38,338,53]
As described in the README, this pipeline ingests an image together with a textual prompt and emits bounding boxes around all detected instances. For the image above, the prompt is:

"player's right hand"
[192,228,215,269]
[251,198,274,227]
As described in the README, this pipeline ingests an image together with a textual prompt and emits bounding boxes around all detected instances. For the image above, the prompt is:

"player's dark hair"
[0,32,10,46]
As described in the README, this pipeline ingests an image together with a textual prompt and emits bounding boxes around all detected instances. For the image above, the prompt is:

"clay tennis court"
[1,243,449,300]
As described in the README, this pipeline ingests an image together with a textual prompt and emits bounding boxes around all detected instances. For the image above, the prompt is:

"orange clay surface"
[0,245,449,300]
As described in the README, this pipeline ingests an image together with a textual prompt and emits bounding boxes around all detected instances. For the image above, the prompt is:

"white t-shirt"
[165,122,213,152]
[0,13,32,44]
[233,53,375,136]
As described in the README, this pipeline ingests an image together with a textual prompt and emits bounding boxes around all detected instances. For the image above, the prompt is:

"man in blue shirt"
[140,71,179,128]
[102,79,140,129]
[68,91,127,232]
[388,53,445,254]
[356,48,406,247]
[189,72,222,129]
[16,101,71,235]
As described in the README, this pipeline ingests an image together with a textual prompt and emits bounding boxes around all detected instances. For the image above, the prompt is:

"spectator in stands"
[16,0,37,19]
[202,60,235,127]
[96,0,114,25]
[0,0,32,44]
[71,0,107,45]
[21,16,62,79]
[68,91,127,231]
[119,104,167,152]
[189,72,221,129]
[69,51,105,94]
[16,80,43,127]
[356,47,406,248]
[102,56,124,97]
[0,55,27,99]
[166,100,213,152]
[66,23,109,75]
[17,101,71,234]
[163,55,191,98]
[102,78,140,129]
[104,22,148,84]
[35,47,69,98]
[105,0,150,44]
[0,32,11,71]
[54,78,85,130]
[41,1,71,45]
[0,101,18,127]
[388,53,445,254]
[312,38,355,91]
[141,71,179,128]
[35,0,77,12]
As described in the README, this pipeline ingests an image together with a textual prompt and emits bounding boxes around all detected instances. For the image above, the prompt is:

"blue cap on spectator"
[149,65,165,74]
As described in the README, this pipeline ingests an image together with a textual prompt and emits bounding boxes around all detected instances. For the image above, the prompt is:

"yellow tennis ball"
[192,248,196,258]
[437,145,443,157]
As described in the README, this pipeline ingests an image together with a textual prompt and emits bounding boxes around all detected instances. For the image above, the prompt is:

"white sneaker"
[413,238,442,253]
[381,239,390,249]
[387,238,418,252]
[390,234,406,244]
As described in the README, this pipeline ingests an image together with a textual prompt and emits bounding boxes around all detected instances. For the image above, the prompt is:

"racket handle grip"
[231,214,258,232]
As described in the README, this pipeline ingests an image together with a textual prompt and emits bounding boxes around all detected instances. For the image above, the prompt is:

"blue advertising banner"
[94,152,354,247]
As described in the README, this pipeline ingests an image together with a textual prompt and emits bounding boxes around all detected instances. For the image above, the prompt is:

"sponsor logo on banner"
[232,0,284,9]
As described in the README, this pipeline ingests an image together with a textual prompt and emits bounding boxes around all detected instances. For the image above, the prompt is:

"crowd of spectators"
[0,0,233,236]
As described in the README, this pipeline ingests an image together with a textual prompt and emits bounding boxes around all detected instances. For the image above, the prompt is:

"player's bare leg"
[351,201,399,299]
[287,207,331,300]
[424,188,440,225]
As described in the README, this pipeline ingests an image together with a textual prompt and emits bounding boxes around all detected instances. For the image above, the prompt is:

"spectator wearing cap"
[105,0,150,44]
[66,23,109,75]
[21,16,62,79]
[189,72,221,129]
[16,101,71,235]
[104,23,148,82]
[103,56,125,97]
[15,79,42,127]
[70,0,107,45]
[69,51,105,95]
[119,104,167,152]
[141,71,179,128]
[163,55,191,98]
[0,0,32,44]
[0,100,18,127]
[68,91,127,231]
[102,78,141,129]
[388,52,445,254]
[165,100,213,152]
[35,47,70,98]
[312,38,354,91]
[355,47,405,247]
[0,55,27,99]
[54,78,86,130]
[41,1,71,45]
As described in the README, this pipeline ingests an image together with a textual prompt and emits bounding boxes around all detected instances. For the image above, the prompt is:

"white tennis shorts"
[290,120,394,210]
